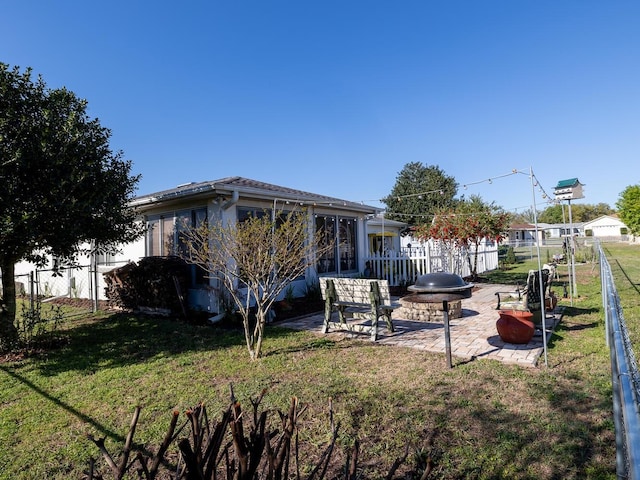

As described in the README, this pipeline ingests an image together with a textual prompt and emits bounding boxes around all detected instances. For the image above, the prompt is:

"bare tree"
[180,208,333,360]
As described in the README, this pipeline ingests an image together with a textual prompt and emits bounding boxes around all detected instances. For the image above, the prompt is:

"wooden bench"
[319,277,399,341]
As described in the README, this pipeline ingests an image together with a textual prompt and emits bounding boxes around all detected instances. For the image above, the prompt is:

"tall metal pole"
[442,300,453,369]
[561,202,573,306]
[92,242,99,313]
[568,199,578,299]
[530,167,548,367]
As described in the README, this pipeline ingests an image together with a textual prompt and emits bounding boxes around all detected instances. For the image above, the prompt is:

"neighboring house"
[583,215,629,241]
[504,223,542,246]
[505,221,588,246]
[366,214,407,254]
[540,222,585,239]
[129,177,387,313]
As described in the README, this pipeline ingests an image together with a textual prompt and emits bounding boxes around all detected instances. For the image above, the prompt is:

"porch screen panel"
[237,206,271,222]
[147,209,206,259]
[175,209,193,257]
[194,208,208,226]
[315,215,336,273]
[278,210,305,280]
[175,208,208,285]
[162,217,174,254]
[147,218,161,256]
[338,217,357,273]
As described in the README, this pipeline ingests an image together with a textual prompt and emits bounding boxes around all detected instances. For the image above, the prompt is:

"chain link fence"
[3,263,121,318]
[599,241,640,479]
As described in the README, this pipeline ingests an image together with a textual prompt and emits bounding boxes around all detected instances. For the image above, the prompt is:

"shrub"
[103,256,190,314]
[17,301,64,348]
[505,246,517,265]
[304,278,322,302]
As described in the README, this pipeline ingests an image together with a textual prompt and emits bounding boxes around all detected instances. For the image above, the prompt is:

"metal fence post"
[30,271,35,311]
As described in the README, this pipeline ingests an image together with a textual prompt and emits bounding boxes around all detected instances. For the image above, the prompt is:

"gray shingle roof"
[132,176,378,212]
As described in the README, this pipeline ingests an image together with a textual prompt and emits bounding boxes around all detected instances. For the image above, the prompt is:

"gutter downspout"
[221,190,239,210]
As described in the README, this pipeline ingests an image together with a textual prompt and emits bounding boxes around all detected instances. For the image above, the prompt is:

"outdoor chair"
[495,268,555,323]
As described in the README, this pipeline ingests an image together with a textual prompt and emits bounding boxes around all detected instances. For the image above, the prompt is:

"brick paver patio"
[277,283,562,367]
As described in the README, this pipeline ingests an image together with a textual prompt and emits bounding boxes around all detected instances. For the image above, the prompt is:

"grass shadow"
[612,258,640,296]
[475,269,529,286]
[399,357,615,478]
[263,337,351,357]
[560,306,601,318]
[36,312,250,376]
[35,311,313,377]
[0,363,126,444]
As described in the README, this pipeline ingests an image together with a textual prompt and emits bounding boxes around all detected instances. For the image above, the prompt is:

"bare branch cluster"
[179,208,334,359]
[87,388,433,480]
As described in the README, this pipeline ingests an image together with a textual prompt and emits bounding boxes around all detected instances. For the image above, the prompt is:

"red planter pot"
[496,310,535,344]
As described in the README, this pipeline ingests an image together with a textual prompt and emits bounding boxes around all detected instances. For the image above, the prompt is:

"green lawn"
[2,243,638,479]
[600,243,640,354]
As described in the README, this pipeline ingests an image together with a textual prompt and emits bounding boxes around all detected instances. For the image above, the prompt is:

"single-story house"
[10,177,408,307]
[504,223,543,246]
[540,222,585,239]
[128,177,406,313]
[505,222,587,247]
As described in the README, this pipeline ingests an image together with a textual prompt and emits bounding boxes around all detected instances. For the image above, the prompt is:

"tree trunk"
[241,311,258,361]
[253,312,266,360]
[471,241,480,281]
[0,258,20,351]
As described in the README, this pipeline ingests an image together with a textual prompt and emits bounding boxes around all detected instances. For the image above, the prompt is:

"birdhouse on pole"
[554,178,585,201]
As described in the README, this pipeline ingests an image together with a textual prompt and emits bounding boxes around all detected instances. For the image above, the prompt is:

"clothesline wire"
[270,168,557,216]
[357,167,556,212]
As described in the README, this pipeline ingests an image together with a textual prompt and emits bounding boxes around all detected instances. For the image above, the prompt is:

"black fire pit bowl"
[407,272,473,300]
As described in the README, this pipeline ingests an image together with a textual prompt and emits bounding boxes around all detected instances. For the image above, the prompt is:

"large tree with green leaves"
[617,185,640,236]
[382,162,457,228]
[538,202,614,224]
[0,64,142,350]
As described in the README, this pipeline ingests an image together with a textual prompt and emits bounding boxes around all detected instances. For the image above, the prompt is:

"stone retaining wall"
[397,298,462,322]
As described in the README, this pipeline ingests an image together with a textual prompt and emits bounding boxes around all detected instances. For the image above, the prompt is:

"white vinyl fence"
[363,240,499,286]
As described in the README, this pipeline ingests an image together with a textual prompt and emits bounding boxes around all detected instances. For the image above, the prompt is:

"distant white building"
[504,223,542,246]
[583,215,629,241]
[541,222,585,239]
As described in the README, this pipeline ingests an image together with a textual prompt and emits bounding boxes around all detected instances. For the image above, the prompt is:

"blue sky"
[2,1,638,213]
